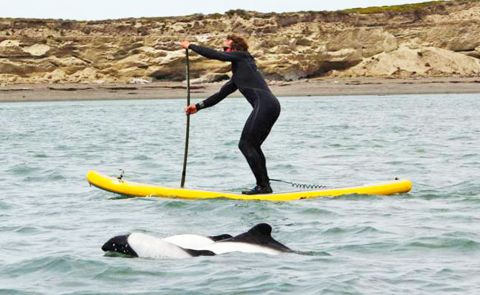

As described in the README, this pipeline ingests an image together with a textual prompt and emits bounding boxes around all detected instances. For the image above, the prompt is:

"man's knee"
[239,138,256,155]
[238,138,248,153]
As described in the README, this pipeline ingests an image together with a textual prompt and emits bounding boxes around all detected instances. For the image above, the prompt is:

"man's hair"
[227,34,249,51]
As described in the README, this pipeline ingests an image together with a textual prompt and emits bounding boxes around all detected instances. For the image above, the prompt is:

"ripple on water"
[0,225,41,234]
[397,236,480,251]
[132,154,152,161]
[321,225,387,236]
[2,256,75,278]
[300,207,339,216]
[0,200,11,211]
[6,164,42,176]
[0,256,115,293]
[23,168,66,182]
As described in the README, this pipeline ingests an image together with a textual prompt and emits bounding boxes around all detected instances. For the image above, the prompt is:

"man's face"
[223,39,233,50]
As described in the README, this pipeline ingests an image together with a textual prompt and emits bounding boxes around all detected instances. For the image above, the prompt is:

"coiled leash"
[117,169,125,182]
[269,178,327,190]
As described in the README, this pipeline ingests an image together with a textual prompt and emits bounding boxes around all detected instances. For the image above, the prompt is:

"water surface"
[0,94,479,294]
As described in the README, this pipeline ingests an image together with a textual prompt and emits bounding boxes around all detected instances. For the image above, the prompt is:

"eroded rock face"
[326,28,398,58]
[335,45,480,77]
[1,0,480,85]
[420,23,480,52]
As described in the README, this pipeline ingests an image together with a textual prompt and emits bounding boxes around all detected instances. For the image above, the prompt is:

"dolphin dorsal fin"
[226,223,292,252]
[248,223,272,235]
[233,223,273,242]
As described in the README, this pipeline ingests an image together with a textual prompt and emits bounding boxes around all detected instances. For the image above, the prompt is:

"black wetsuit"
[189,44,281,187]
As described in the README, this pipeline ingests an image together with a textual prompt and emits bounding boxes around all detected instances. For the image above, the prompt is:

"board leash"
[269,178,327,190]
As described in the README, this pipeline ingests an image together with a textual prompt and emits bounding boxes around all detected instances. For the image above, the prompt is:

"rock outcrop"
[1,0,480,85]
[336,45,480,77]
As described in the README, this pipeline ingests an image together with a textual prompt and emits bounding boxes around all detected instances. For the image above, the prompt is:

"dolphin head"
[102,234,138,257]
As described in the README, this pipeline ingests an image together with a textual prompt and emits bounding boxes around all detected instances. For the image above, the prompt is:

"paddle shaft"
[180,48,190,188]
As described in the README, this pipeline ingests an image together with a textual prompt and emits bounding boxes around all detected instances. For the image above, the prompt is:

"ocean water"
[0,94,479,294]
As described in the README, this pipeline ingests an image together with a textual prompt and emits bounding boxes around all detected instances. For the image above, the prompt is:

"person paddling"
[180,35,281,195]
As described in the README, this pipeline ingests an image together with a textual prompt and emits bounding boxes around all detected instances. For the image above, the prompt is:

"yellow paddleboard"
[86,170,412,201]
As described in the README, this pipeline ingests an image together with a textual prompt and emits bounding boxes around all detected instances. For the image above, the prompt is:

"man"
[181,35,280,195]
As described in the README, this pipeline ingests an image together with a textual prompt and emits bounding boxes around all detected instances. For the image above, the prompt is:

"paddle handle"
[180,48,190,188]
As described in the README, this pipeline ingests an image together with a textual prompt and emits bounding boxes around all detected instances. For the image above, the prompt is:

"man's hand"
[180,40,190,49]
[185,104,197,115]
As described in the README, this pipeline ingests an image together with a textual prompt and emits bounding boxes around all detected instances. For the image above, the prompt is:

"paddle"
[180,48,191,188]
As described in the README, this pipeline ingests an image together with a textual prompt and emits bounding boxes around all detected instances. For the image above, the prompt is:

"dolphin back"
[223,223,292,253]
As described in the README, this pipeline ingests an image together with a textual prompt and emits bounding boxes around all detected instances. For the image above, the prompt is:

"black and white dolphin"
[102,223,292,259]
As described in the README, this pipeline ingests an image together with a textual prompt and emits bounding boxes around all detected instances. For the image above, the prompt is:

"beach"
[1,77,480,102]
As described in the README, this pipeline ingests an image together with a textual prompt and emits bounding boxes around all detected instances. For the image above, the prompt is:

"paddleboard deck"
[86,170,412,201]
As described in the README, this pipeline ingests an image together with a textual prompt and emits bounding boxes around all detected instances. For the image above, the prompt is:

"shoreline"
[1,77,480,102]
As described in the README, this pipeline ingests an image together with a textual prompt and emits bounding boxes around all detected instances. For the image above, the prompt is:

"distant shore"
[1,77,480,102]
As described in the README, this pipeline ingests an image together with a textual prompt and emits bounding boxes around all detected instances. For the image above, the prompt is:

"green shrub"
[344,1,446,14]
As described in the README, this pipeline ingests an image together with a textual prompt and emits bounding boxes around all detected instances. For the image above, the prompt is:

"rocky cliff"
[1,0,480,85]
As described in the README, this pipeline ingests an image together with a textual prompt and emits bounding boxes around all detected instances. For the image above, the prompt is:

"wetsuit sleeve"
[196,79,237,110]
[189,44,243,62]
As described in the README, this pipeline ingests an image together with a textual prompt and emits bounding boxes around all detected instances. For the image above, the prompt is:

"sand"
[1,77,480,102]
